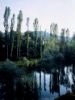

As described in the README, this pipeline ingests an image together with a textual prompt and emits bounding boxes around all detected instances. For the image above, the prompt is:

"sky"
[0,0,75,36]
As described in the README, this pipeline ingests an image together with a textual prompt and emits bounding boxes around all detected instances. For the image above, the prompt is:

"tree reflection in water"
[1,64,75,100]
[44,70,46,91]
[0,60,38,100]
[49,69,60,96]
[35,66,75,100]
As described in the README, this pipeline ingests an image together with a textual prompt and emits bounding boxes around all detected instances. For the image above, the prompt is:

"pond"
[34,66,75,100]
[0,62,75,100]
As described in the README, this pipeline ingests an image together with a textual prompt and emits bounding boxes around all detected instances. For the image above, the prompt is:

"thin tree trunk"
[10,34,14,58]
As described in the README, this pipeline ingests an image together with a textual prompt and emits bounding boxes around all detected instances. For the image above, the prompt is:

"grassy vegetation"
[0,58,39,68]
[0,59,38,100]
[14,58,39,67]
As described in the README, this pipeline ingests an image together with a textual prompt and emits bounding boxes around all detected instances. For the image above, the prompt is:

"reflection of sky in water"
[64,67,73,85]
[35,67,73,100]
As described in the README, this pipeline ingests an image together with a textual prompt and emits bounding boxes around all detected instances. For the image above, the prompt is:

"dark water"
[0,66,75,100]
[0,68,38,100]
[34,66,75,100]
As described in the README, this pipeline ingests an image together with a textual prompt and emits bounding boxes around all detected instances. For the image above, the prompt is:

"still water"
[34,66,75,100]
[0,65,75,100]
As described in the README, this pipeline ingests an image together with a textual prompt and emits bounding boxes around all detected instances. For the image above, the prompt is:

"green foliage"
[4,7,10,59]
[16,10,23,58]
[1,6,75,70]
[4,7,10,31]
[2,59,17,70]
[38,30,74,70]
[10,14,15,57]
[33,18,39,47]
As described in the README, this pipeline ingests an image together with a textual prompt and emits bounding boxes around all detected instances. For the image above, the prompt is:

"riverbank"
[0,59,39,100]
[0,58,39,68]
[15,59,39,67]
[55,93,75,100]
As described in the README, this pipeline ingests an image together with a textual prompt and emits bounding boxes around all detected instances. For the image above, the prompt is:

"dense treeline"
[0,30,44,60]
[0,7,75,68]
[38,28,75,70]
[0,7,44,60]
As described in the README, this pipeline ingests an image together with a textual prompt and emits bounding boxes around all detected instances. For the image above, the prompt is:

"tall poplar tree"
[16,10,23,58]
[26,17,30,57]
[4,7,10,59]
[33,18,39,47]
[40,27,42,59]
[10,14,15,58]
